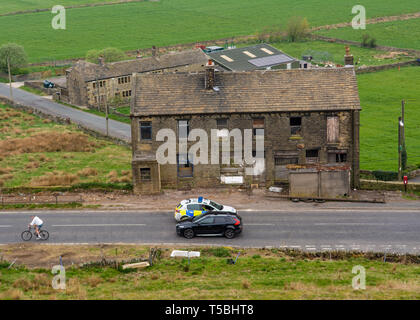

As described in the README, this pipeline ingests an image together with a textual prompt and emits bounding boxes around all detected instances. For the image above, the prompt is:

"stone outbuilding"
[130,64,361,194]
[63,49,209,108]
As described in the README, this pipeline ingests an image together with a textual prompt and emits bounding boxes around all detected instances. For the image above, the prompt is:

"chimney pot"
[344,46,354,66]
[205,60,215,89]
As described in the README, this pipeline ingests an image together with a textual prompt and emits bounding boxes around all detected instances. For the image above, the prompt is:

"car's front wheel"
[183,228,194,239]
[224,228,236,239]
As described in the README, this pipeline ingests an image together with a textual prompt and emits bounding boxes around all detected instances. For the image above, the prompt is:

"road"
[0,83,131,142]
[0,208,419,254]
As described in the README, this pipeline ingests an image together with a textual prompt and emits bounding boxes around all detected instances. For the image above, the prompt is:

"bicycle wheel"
[40,230,49,241]
[21,230,32,241]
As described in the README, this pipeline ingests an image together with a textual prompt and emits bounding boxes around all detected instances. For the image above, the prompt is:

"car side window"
[215,217,226,224]
[187,204,201,210]
[198,217,214,224]
[203,205,213,211]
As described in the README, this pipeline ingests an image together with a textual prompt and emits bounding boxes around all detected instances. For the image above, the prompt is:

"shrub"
[286,17,309,42]
[361,34,377,48]
[372,170,399,181]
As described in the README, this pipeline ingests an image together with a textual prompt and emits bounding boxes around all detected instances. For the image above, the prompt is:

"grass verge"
[0,245,419,300]
[0,103,132,189]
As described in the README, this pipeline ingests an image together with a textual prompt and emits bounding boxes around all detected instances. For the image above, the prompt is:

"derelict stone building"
[130,63,361,194]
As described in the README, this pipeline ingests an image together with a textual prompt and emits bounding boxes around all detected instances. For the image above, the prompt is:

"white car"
[174,197,237,222]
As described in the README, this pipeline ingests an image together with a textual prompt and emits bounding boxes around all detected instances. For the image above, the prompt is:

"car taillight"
[233,218,240,226]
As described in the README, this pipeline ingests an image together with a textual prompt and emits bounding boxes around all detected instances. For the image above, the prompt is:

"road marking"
[314,223,387,226]
[0,225,11,228]
[52,224,147,227]
[246,223,276,226]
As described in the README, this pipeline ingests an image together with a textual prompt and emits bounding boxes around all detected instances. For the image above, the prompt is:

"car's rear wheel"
[183,228,194,239]
[224,228,235,239]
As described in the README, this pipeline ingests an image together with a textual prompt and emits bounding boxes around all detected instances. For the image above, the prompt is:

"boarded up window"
[327,116,339,143]
[177,154,193,177]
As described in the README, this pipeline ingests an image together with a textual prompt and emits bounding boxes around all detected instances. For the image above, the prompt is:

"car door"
[194,216,215,235]
[213,216,228,234]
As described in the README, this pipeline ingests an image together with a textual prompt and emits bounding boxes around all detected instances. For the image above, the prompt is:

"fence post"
[55,195,58,205]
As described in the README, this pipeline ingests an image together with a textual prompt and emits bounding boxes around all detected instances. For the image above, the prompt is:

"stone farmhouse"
[62,49,208,108]
[130,61,361,194]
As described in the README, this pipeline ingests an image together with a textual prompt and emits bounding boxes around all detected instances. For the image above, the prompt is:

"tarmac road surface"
[0,208,419,254]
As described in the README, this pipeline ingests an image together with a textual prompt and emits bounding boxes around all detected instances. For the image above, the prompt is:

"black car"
[176,214,242,239]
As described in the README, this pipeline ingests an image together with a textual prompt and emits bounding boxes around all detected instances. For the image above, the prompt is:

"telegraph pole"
[398,116,402,181]
[7,56,13,102]
[401,99,405,148]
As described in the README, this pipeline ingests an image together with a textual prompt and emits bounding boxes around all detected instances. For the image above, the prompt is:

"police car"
[174,197,237,222]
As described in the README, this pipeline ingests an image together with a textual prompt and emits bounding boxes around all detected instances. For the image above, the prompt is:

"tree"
[86,47,127,64]
[0,43,28,101]
[286,17,309,42]
[0,43,28,73]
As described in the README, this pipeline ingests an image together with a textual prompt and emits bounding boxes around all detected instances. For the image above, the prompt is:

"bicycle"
[21,226,49,241]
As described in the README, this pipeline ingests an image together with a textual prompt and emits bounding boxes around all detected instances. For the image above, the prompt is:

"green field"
[1,0,419,62]
[270,40,414,66]
[357,66,420,171]
[0,103,131,188]
[317,19,420,51]
[0,0,129,14]
[0,246,419,300]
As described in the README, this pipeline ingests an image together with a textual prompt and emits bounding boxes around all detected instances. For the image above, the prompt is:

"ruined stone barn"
[63,49,208,108]
[130,64,361,194]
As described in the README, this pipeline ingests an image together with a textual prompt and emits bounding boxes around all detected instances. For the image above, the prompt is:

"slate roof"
[131,68,361,117]
[207,44,297,71]
[69,49,208,82]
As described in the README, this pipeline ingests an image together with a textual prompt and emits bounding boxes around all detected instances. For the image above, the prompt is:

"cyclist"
[28,216,44,240]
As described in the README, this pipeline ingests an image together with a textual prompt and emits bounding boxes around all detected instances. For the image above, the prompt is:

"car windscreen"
[209,201,223,210]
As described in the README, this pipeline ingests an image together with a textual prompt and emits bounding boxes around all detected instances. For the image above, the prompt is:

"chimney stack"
[98,56,105,66]
[344,46,354,66]
[205,59,215,90]
[152,45,157,57]
[136,49,142,59]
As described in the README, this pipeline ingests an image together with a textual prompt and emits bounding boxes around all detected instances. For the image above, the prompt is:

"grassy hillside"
[0,245,419,300]
[357,66,420,171]
[0,0,419,62]
[0,104,131,189]
[317,19,420,50]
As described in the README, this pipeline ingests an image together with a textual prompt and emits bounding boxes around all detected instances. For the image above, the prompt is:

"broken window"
[178,120,190,139]
[217,118,228,129]
[328,151,347,163]
[327,116,339,143]
[140,121,152,140]
[140,168,151,181]
[252,118,264,136]
[177,153,193,178]
[290,117,302,135]
[306,149,319,163]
